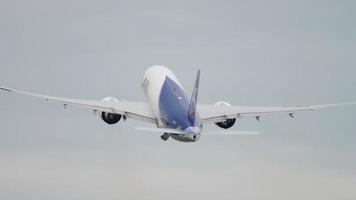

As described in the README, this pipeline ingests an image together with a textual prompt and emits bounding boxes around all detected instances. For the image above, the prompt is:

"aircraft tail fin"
[188,70,200,125]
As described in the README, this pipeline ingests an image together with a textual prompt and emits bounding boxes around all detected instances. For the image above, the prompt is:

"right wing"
[0,86,157,124]
[198,102,356,123]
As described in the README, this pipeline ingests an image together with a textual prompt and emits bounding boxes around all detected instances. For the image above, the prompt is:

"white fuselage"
[142,65,201,142]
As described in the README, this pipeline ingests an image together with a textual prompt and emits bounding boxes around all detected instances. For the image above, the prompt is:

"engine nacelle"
[214,101,237,129]
[100,97,121,125]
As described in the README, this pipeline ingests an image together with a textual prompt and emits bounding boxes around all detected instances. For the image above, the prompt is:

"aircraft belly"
[169,134,195,142]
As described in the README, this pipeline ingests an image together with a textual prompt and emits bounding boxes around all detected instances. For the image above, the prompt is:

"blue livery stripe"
[159,76,193,130]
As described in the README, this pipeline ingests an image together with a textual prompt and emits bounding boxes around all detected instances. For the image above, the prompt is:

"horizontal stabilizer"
[134,127,186,135]
[203,130,261,135]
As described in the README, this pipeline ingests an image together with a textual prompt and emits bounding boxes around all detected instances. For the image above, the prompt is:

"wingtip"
[0,87,12,92]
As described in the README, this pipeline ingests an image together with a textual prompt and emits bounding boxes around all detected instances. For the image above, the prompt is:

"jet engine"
[214,101,237,129]
[100,97,121,125]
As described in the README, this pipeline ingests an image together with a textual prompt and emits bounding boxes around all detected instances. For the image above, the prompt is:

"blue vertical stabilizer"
[188,70,200,125]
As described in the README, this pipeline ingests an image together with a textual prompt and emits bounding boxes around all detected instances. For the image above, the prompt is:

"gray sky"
[0,0,355,199]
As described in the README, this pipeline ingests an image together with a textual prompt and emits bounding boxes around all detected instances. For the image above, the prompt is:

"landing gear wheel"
[160,133,170,141]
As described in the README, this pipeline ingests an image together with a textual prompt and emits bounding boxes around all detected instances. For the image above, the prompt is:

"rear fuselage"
[142,66,202,142]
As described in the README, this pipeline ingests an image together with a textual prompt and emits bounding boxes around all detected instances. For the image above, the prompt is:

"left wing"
[198,102,356,123]
[0,86,157,124]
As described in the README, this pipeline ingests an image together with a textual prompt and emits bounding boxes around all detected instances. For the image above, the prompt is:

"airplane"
[1,65,356,143]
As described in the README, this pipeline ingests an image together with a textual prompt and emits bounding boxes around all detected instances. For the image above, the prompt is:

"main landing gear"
[160,133,170,141]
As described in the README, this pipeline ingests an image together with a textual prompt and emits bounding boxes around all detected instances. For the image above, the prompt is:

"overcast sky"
[0,0,355,199]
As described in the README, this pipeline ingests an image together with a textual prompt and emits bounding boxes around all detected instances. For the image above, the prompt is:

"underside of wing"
[0,86,157,124]
[198,101,356,123]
